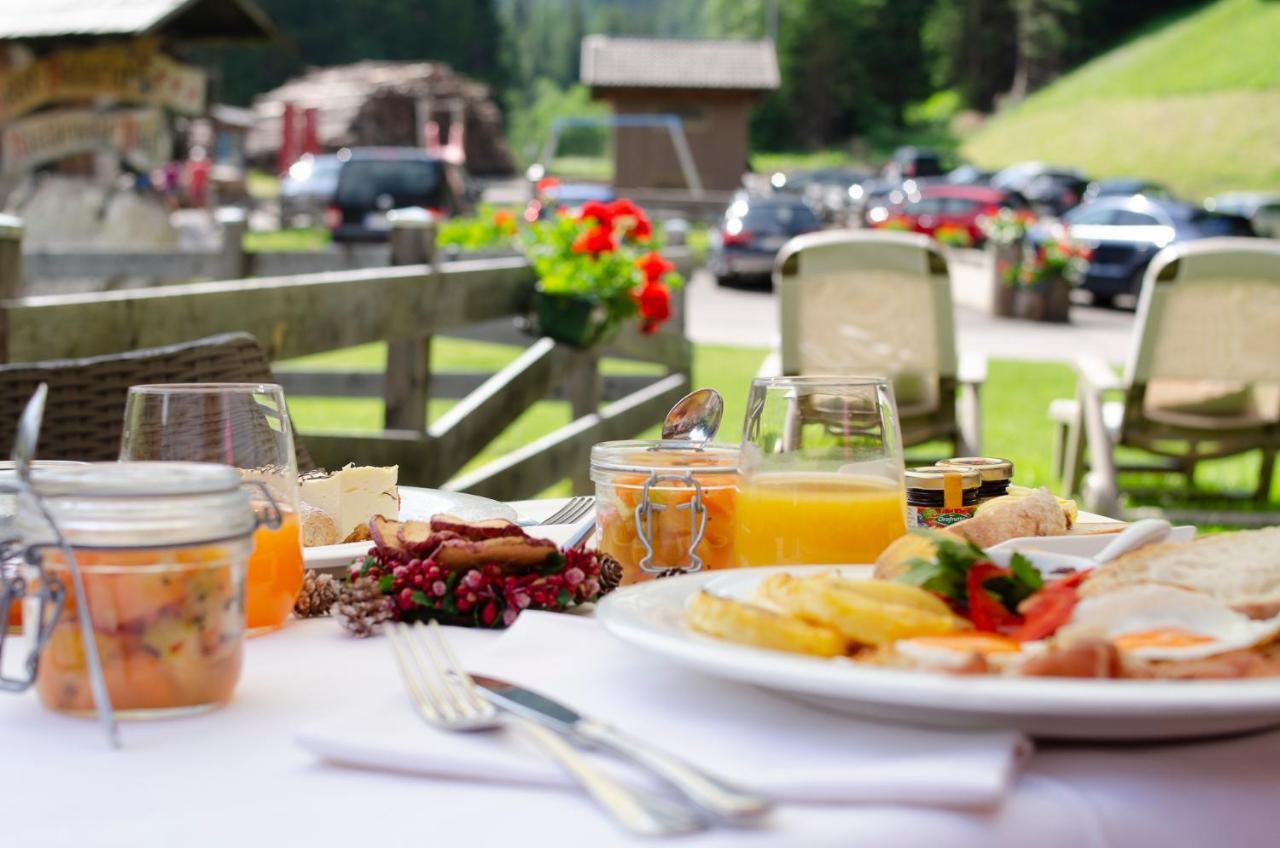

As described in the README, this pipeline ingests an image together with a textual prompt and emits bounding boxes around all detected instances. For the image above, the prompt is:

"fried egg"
[1059,584,1280,661]
[893,632,1024,671]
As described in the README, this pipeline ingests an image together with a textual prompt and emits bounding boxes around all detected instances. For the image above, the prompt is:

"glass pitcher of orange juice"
[119,383,304,634]
[734,376,907,566]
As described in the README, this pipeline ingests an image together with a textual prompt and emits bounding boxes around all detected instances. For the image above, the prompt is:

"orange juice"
[245,511,304,633]
[733,472,906,566]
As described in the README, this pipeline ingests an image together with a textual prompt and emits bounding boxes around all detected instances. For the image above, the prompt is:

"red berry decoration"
[342,514,619,633]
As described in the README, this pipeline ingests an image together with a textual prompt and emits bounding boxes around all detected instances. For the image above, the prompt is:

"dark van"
[326,148,471,242]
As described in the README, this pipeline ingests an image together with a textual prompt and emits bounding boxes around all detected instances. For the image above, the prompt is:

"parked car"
[1038,195,1256,305]
[1204,192,1280,238]
[793,167,872,224]
[279,153,342,227]
[708,196,822,286]
[945,164,995,186]
[992,162,1088,215]
[858,179,916,227]
[1081,177,1173,205]
[326,148,471,242]
[885,146,946,181]
[879,185,1028,246]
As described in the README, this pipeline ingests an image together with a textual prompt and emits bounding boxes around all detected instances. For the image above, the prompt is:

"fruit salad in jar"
[35,541,249,717]
[590,441,738,585]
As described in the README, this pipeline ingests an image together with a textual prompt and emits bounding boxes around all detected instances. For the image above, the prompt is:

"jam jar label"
[908,505,976,529]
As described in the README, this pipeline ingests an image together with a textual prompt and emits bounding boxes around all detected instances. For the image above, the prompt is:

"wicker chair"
[0,332,314,469]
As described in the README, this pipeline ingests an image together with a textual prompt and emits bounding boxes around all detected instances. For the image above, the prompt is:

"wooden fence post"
[564,346,602,494]
[216,207,249,280]
[384,209,437,432]
[0,214,21,363]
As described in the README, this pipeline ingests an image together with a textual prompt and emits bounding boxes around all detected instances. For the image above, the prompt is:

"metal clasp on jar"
[633,471,708,575]
[0,540,66,692]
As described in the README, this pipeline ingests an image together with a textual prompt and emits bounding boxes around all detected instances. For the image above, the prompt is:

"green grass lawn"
[962,0,1280,197]
[283,341,1279,516]
[243,227,331,253]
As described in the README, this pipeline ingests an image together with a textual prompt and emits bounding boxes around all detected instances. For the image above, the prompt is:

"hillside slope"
[962,0,1280,198]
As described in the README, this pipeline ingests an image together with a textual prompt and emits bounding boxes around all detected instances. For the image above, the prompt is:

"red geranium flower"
[635,251,674,283]
[576,201,614,226]
[608,198,643,219]
[635,280,671,334]
[571,225,616,255]
[629,216,652,241]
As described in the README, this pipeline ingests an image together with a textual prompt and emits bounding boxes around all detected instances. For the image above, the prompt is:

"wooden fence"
[0,211,693,500]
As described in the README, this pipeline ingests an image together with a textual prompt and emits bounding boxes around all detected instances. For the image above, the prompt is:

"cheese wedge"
[299,464,400,544]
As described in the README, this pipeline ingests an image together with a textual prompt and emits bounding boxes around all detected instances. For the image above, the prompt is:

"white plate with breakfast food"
[597,526,1280,740]
[299,464,517,569]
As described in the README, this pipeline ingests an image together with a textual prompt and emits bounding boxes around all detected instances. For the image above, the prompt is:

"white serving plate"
[302,486,517,570]
[597,565,1280,740]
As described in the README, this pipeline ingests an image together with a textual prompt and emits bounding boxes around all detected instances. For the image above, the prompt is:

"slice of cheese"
[299,464,400,543]
[299,470,340,523]
[336,464,400,540]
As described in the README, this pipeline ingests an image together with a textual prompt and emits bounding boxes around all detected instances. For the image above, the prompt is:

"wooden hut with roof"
[0,0,278,185]
[580,36,779,193]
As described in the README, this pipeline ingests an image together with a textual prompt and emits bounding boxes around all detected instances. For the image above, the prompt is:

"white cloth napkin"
[297,611,1031,808]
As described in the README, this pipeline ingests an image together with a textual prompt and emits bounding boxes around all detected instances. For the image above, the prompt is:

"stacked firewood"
[247,61,514,175]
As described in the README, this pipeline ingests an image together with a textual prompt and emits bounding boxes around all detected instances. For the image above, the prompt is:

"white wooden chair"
[1052,238,1280,516]
[759,231,985,455]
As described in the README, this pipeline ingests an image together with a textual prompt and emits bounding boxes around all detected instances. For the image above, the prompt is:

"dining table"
[3,497,1277,848]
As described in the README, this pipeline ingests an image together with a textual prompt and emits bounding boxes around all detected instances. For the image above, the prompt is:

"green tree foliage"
[205,0,508,105]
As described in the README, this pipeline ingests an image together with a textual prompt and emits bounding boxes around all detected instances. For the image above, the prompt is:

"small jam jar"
[905,466,980,529]
[935,457,1014,503]
[590,441,738,585]
[13,462,259,718]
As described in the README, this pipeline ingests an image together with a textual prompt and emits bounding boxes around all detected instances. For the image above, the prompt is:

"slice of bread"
[1080,527,1280,619]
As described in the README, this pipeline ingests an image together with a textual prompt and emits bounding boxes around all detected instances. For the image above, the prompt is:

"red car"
[879,185,1029,247]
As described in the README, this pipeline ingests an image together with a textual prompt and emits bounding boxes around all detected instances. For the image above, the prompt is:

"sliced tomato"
[1012,582,1080,642]
[965,563,1023,633]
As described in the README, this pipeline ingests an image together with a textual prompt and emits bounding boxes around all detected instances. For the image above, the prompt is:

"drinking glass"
[734,376,906,566]
[119,383,303,634]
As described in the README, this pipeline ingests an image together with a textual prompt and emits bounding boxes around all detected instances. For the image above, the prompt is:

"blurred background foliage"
[207,0,1234,163]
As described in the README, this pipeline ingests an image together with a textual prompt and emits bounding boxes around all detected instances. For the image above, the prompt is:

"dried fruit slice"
[430,514,527,540]
[687,591,847,657]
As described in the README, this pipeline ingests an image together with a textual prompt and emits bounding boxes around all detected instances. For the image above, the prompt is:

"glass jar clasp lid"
[0,385,120,747]
[633,470,708,575]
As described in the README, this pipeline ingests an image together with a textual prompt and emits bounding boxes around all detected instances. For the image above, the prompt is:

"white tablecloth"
[3,501,1277,848]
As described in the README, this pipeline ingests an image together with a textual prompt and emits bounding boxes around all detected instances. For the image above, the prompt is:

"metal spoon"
[661,388,723,443]
[10,383,46,476]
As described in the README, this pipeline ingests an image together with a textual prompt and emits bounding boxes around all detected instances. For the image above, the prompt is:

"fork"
[538,495,594,526]
[387,621,704,836]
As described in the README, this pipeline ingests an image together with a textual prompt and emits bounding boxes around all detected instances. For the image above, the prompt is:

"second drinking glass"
[734,376,907,566]
[119,383,304,634]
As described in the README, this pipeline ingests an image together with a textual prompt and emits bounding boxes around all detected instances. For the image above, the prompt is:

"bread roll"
[952,488,1067,548]
[874,529,962,580]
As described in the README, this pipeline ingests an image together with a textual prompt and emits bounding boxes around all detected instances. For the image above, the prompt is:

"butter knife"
[471,674,772,823]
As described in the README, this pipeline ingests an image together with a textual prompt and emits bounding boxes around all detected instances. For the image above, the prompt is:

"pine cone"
[293,570,340,618]
[335,575,394,637]
[598,554,623,594]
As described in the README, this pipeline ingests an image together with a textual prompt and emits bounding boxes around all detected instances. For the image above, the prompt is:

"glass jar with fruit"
[590,441,738,585]
[8,462,263,719]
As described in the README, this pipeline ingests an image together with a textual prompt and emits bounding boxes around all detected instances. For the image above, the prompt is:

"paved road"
[684,267,1135,364]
